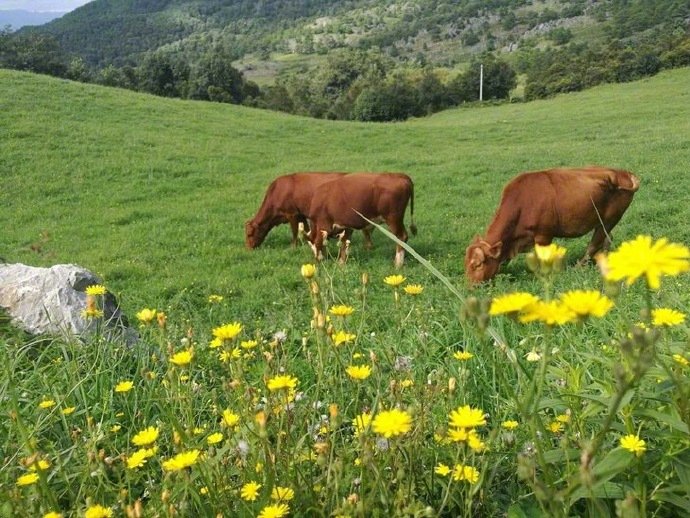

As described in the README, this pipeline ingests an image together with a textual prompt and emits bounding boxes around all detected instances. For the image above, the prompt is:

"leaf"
[569,481,626,502]
[568,448,634,505]
[635,408,689,434]
[507,502,543,518]
[542,448,580,464]
[591,447,635,478]
[651,489,690,511]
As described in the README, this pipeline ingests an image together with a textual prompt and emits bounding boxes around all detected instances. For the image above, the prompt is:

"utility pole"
[479,63,483,102]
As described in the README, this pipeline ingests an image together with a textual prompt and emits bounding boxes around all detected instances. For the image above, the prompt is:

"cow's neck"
[485,212,519,262]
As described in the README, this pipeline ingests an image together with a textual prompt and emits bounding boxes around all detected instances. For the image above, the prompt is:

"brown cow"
[465,166,640,283]
[245,172,373,249]
[306,173,417,267]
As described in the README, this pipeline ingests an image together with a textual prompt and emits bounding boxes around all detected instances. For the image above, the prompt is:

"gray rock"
[0,263,136,343]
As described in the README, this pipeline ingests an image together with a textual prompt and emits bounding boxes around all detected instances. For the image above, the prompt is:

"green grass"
[1,68,690,517]
[2,68,689,313]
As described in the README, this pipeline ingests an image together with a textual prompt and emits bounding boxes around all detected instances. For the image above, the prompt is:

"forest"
[1,0,689,121]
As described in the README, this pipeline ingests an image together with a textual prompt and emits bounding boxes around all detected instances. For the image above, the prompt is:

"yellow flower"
[519,300,575,326]
[652,308,686,327]
[200,486,209,495]
[220,348,241,362]
[383,274,406,287]
[534,243,567,264]
[400,379,414,388]
[301,264,316,279]
[206,432,224,445]
[448,405,486,429]
[170,349,193,366]
[372,409,413,438]
[84,505,113,518]
[82,308,104,319]
[346,365,372,380]
[213,322,243,341]
[162,449,200,471]
[126,447,157,469]
[560,290,614,318]
[208,294,224,303]
[549,421,564,433]
[267,374,298,391]
[403,284,424,295]
[271,486,295,501]
[501,420,519,430]
[605,235,690,289]
[673,354,689,367]
[132,426,159,446]
[620,434,646,456]
[352,412,372,437]
[85,284,106,296]
[240,481,262,501]
[453,351,473,361]
[258,503,290,518]
[114,380,134,393]
[43,512,63,518]
[38,399,56,409]
[467,430,486,452]
[525,349,542,362]
[555,413,571,424]
[222,409,240,428]
[209,337,223,349]
[332,330,356,346]
[329,305,354,317]
[452,464,480,484]
[16,472,40,486]
[28,459,50,471]
[110,424,122,433]
[447,427,470,442]
[136,308,157,324]
[489,292,540,316]
[240,339,258,349]
[435,463,451,476]
[61,406,76,415]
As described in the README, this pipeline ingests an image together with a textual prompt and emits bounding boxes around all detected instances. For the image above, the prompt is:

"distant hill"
[24,0,690,73]
[0,9,66,30]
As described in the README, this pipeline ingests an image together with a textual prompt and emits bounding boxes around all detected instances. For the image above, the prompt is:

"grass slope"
[1,68,690,317]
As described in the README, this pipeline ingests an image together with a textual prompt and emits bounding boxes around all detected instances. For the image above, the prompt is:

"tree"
[188,47,246,103]
[449,56,517,103]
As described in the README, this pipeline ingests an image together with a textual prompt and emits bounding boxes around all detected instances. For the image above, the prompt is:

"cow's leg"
[309,227,325,261]
[337,229,353,264]
[387,218,409,268]
[578,228,610,265]
[288,216,300,247]
[362,226,374,250]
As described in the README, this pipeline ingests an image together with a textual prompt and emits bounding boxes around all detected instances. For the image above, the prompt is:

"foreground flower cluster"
[2,235,689,517]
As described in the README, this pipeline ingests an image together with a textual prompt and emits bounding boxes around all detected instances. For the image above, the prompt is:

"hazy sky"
[0,0,93,12]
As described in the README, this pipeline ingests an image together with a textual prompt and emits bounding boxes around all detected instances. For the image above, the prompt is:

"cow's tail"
[409,181,418,236]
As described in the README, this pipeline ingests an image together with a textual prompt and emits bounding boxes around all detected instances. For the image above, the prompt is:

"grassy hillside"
[2,68,690,516]
[2,67,689,312]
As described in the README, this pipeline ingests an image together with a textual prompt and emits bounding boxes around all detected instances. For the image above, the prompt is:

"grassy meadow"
[1,68,690,517]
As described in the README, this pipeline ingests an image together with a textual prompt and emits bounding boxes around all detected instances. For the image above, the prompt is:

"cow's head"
[464,236,503,283]
[245,220,264,249]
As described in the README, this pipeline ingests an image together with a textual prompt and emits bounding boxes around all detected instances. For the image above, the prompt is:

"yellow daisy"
[605,235,690,289]
[371,408,412,438]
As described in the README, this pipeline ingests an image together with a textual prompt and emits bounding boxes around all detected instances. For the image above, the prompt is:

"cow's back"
[310,173,412,228]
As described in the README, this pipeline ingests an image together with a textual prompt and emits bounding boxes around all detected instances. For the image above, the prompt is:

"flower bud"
[301,264,316,279]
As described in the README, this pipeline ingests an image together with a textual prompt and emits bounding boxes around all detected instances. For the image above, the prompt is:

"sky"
[0,0,93,12]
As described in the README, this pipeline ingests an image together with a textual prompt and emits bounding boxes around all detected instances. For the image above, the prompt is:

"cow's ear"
[487,241,502,259]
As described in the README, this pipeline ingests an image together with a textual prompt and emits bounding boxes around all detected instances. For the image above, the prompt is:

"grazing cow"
[306,173,416,267]
[245,172,374,249]
[465,166,640,283]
